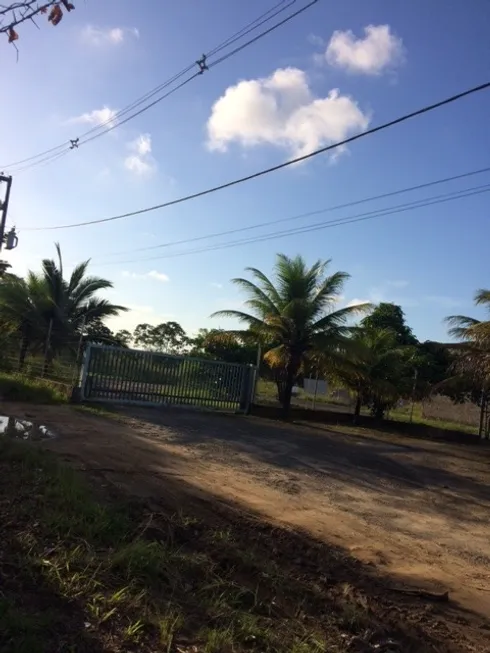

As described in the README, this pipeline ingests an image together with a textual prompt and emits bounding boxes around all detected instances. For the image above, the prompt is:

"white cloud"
[69,106,118,128]
[81,25,139,46]
[124,134,156,176]
[211,282,223,289]
[307,33,325,47]
[121,270,169,283]
[206,67,370,159]
[326,25,404,75]
[147,271,169,282]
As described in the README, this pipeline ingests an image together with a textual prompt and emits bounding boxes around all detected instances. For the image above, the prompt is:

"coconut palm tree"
[0,271,52,368]
[212,254,369,414]
[40,244,127,364]
[446,289,490,346]
[446,289,490,437]
[334,327,415,422]
[0,244,127,369]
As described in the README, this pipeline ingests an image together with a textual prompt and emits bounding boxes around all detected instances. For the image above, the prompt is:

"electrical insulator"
[5,228,18,250]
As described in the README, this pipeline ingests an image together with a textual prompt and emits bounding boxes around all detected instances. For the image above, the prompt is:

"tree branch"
[0,1,74,38]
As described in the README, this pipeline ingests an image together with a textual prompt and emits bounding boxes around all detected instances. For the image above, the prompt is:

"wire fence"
[0,330,81,392]
[253,373,482,431]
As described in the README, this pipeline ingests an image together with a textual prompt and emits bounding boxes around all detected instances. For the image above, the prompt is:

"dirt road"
[4,403,490,638]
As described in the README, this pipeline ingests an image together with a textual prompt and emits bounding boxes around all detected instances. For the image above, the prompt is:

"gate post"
[80,344,92,401]
[239,365,254,414]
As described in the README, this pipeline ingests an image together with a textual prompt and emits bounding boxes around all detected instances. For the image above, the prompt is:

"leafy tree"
[133,323,154,350]
[85,319,116,345]
[191,328,257,365]
[115,329,132,347]
[415,340,453,398]
[361,302,417,346]
[84,320,130,350]
[213,254,368,414]
[133,321,189,354]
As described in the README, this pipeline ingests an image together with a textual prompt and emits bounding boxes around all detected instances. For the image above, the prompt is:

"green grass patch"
[0,372,69,404]
[388,403,479,434]
[256,379,352,407]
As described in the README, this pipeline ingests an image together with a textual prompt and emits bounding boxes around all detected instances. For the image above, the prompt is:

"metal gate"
[80,344,254,412]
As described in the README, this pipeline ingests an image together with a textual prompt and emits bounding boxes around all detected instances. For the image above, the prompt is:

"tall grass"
[0,372,69,404]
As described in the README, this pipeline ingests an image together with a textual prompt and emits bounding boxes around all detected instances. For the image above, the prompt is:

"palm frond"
[445,314,480,328]
[310,270,350,314]
[210,310,266,330]
[446,314,481,341]
[75,299,128,324]
[263,344,288,369]
[475,289,490,308]
[70,276,114,308]
[67,260,91,295]
[311,303,371,332]
[244,267,281,306]
[231,277,280,316]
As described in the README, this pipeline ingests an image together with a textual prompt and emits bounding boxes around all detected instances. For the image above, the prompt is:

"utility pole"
[0,174,13,252]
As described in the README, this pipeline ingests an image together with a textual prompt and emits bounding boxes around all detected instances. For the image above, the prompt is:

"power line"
[101,165,490,258]
[206,0,294,57]
[11,73,201,174]
[80,1,318,148]
[1,142,68,171]
[13,149,72,176]
[24,80,490,232]
[13,0,318,175]
[78,0,298,142]
[100,183,490,266]
[3,0,295,169]
[3,0,309,172]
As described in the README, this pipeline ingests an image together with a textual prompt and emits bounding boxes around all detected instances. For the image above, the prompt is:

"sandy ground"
[3,403,490,635]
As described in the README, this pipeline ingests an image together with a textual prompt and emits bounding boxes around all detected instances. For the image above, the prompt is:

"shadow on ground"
[59,439,490,653]
[2,402,490,651]
[0,486,108,652]
[116,406,490,524]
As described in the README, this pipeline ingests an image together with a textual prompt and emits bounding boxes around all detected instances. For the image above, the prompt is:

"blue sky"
[2,0,490,341]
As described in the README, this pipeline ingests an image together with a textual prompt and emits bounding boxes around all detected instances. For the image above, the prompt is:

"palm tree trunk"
[280,357,301,418]
[372,401,386,420]
[353,392,362,424]
[478,388,488,439]
[478,396,485,438]
[42,318,54,377]
[479,392,490,440]
[18,334,29,370]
